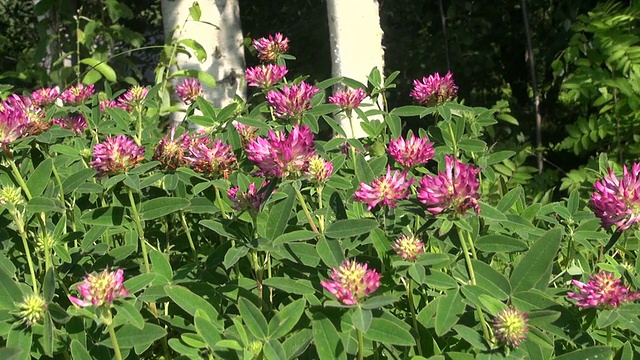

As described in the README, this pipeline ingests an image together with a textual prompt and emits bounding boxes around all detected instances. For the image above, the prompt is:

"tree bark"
[161,0,245,115]
[327,0,384,138]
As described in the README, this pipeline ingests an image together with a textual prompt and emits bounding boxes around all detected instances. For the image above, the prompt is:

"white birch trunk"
[327,0,385,138]
[161,0,245,124]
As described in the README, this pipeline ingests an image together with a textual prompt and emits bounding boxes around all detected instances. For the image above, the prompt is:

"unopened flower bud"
[15,294,46,326]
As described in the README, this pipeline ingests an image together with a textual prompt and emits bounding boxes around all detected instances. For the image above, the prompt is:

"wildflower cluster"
[493,307,529,348]
[410,71,458,105]
[321,260,381,305]
[69,269,129,308]
[591,163,640,231]
[568,271,640,308]
[253,33,290,62]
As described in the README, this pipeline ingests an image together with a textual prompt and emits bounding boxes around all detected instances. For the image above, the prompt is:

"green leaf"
[115,301,145,329]
[312,314,345,360]
[273,230,318,245]
[390,105,426,117]
[123,273,156,293]
[325,219,378,239]
[43,267,56,303]
[6,323,32,360]
[478,201,507,221]
[262,277,315,295]
[70,339,92,360]
[103,323,167,352]
[386,114,402,138]
[0,268,23,310]
[282,329,313,360]
[510,228,562,293]
[26,158,52,198]
[238,298,268,340]
[355,153,374,183]
[365,317,415,346]
[164,285,220,324]
[268,298,306,339]
[475,234,528,253]
[80,206,125,226]
[360,295,397,309]
[62,168,96,194]
[264,339,287,360]
[195,315,222,350]
[352,307,372,333]
[316,237,344,268]
[435,289,465,336]
[189,1,201,21]
[496,187,522,212]
[179,39,207,62]
[553,347,613,360]
[266,185,296,241]
[453,325,489,351]
[42,313,54,356]
[27,197,64,213]
[80,58,117,82]
[471,259,511,300]
[139,197,190,220]
[149,250,172,282]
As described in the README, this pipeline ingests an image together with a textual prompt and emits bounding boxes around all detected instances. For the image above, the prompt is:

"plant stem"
[107,318,124,360]
[356,327,364,360]
[607,324,612,347]
[13,212,38,293]
[179,210,197,254]
[128,189,151,273]
[214,186,228,219]
[317,186,325,233]
[9,160,32,200]
[405,278,423,356]
[294,187,319,234]
[447,120,458,157]
[457,226,493,346]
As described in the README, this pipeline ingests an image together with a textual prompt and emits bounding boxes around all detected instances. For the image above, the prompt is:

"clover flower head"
[153,133,191,170]
[266,82,319,119]
[69,269,129,308]
[388,134,435,168]
[493,307,529,348]
[228,182,267,214]
[328,87,367,111]
[410,71,458,105]
[35,232,55,255]
[234,122,258,143]
[253,33,290,62]
[100,99,129,112]
[31,87,60,106]
[175,78,204,105]
[392,234,425,261]
[118,86,149,108]
[354,166,414,210]
[321,259,381,305]
[417,155,481,216]
[52,115,87,135]
[90,135,145,176]
[591,163,640,231]
[15,294,46,326]
[568,271,640,308]
[60,84,95,105]
[307,155,333,184]
[185,138,237,178]
[0,185,24,206]
[245,124,316,178]
[246,64,288,88]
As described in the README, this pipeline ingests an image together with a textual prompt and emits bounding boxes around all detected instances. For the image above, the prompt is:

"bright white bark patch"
[327,0,385,138]
[162,0,246,110]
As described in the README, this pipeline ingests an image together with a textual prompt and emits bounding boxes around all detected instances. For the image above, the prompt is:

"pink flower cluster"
[590,164,640,231]
[388,134,435,168]
[307,155,333,184]
[410,71,458,105]
[100,85,150,113]
[153,133,237,177]
[60,84,95,105]
[354,166,414,210]
[246,64,288,88]
[321,259,381,305]
[0,94,48,146]
[253,33,290,62]
[69,269,129,308]
[328,87,367,111]
[266,82,319,120]
[31,87,60,106]
[90,135,145,176]
[234,122,258,143]
[392,234,425,261]
[568,271,640,308]
[175,78,204,105]
[245,125,316,178]
[52,115,88,135]
[228,182,267,214]
[417,155,481,216]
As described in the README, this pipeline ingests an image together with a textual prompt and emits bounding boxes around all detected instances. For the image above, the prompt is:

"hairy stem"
[128,189,151,274]
[13,212,38,293]
[294,187,319,234]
